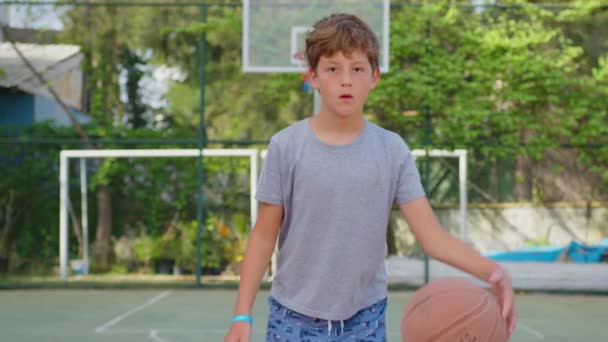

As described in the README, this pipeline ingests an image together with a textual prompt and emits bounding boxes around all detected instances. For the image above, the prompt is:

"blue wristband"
[232,314,253,324]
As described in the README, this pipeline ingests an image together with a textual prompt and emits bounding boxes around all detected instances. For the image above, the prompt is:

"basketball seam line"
[406,288,484,315]
[427,295,490,341]
[487,298,503,342]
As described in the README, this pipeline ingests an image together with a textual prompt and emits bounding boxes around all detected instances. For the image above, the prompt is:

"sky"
[3,1,66,30]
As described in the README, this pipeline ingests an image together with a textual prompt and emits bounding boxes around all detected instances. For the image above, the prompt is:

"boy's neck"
[312,110,365,133]
[310,111,365,145]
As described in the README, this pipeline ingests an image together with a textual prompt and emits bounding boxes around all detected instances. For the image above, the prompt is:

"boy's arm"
[399,196,517,336]
[232,202,283,316]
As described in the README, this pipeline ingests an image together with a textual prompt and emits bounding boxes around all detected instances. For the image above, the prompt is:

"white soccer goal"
[58,149,260,280]
[411,149,468,241]
[58,148,467,281]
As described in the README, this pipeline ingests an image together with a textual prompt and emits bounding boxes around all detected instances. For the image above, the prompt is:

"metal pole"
[423,105,431,284]
[423,18,432,284]
[195,4,208,287]
[59,153,69,280]
[250,152,259,227]
[80,158,89,274]
[459,151,468,243]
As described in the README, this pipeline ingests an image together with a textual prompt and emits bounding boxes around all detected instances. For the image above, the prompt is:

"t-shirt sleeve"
[255,137,283,206]
[394,140,426,205]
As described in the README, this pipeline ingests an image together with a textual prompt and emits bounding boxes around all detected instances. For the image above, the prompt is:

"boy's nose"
[341,76,352,87]
[340,71,352,87]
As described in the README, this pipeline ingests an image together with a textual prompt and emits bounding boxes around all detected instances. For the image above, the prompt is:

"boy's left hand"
[488,267,517,338]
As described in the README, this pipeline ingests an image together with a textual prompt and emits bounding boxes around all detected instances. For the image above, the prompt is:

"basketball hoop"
[243,0,389,73]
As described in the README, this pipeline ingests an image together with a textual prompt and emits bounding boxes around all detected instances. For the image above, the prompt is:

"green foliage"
[370,4,594,152]
[367,2,607,200]
[160,7,310,138]
[0,124,81,273]
[593,54,608,82]
[0,122,254,274]
[121,48,150,128]
[139,217,245,273]
[526,236,551,247]
[556,0,607,22]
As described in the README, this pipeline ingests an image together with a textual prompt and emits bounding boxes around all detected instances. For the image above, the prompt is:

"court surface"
[1,289,606,341]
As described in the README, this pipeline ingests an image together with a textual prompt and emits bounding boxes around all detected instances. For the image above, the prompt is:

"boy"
[225,13,516,342]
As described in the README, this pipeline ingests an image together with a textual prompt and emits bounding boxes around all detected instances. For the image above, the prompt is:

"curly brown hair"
[305,13,380,73]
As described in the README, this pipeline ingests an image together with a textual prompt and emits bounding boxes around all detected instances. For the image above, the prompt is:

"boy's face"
[309,50,380,118]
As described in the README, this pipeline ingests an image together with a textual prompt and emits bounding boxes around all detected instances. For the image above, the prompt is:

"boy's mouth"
[339,94,353,100]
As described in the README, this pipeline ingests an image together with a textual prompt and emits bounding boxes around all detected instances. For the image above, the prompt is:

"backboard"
[243,0,390,73]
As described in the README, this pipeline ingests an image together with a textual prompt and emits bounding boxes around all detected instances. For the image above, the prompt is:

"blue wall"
[0,88,34,126]
[0,88,91,127]
[35,95,91,126]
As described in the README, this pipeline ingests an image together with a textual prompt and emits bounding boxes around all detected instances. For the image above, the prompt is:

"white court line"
[99,328,267,335]
[95,291,172,333]
[519,322,545,339]
[149,329,172,342]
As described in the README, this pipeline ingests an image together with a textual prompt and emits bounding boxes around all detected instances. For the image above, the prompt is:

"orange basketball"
[401,278,508,342]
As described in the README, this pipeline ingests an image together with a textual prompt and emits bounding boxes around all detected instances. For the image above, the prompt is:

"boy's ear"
[308,67,319,90]
[370,68,381,89]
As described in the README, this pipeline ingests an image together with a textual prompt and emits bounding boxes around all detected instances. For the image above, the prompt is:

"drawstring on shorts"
[327,320,345,336]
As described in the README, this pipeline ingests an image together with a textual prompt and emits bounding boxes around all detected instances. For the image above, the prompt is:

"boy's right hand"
[224,322,252,342]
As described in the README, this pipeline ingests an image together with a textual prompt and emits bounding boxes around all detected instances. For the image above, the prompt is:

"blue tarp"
[484,239,608,263]
[567,240,608,262]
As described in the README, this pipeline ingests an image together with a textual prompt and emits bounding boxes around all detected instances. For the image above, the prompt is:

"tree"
[55,0,310,270]
[60,2,131,269]
[121,48,150,129]
[157,5,310,139]
[367,1,607,201]
[0,124,80,274]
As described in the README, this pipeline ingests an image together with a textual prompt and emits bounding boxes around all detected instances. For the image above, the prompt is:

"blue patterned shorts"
[266,297,387,342]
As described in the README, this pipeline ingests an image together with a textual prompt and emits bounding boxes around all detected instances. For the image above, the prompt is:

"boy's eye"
[328,67,337,72]
[354,67,365,72]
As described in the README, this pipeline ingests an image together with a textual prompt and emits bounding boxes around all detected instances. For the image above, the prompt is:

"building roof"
[0,43,84,110]
[0,42,81,88]
[1,27,60,45]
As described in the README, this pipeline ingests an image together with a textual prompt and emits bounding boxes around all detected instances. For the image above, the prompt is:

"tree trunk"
[68,199,83,257]
[93,185,112,270]
[514,154,533,201]
[0,233,10,274]
[514,130,534,201]
[0,191,16,274]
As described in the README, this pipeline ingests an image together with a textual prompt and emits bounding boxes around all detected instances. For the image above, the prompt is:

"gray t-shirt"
[256,117,425,320]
